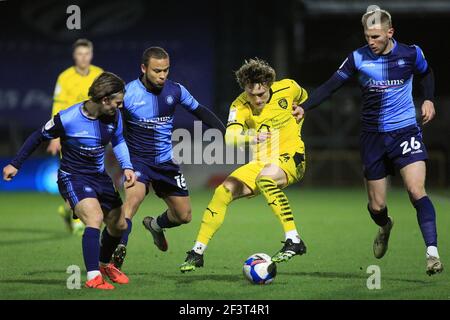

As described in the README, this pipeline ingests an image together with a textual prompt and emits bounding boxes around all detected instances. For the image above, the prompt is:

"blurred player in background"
[48,38,103,235]
[295,8,442,275]
[3,72,136,290]
[180,58,308,272]
[109,47,225,270]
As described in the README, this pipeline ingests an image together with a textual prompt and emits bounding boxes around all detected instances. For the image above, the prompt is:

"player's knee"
[124,195,144,216]
[116,219,128,232]
[174,208,192,224]
[368,200,386,212]
[407,185,426,202]
[367,191,386,211]
[220,180,239,201]
[181,210,192,224]
[221,180,236,195]
[103,216,126,235]
[87,215,104,228]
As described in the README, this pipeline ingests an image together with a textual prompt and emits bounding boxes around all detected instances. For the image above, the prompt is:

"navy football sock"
[156,211,180,229]
[414,196,438,247]
[119,218,132,245]
[100,227,122,264]
[368,205,389,227]
[82,227,100,272]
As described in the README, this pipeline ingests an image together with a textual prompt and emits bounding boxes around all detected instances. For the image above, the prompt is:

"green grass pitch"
[1,187,450,300]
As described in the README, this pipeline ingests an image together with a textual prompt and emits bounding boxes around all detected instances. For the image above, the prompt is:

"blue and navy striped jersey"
[122,78,199,164]
[11,102,133,174]
[337,39,428,132]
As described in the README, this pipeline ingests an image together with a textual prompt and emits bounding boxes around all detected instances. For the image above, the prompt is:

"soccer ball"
[243,253,277,284]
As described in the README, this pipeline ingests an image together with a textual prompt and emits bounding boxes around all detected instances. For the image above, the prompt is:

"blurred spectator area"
[0,0,449,189]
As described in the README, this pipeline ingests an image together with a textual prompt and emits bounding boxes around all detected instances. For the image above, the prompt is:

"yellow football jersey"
[226,79,308,161]
[52,65,103,116]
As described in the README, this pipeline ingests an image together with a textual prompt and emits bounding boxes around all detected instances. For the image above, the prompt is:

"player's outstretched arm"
[191,105,226,134]
[301,72,348,112]
[8,115,64,176]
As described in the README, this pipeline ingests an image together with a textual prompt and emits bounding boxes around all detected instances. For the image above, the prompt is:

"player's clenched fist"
[47,138,61,156]
[292,105,305,123]
[252,131,272,144]
[3,164,18,181]
[421,100,435,125]
[123,169,136,189]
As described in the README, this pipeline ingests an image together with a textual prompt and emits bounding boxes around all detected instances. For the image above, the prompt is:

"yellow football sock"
[255,176,297,233]
[196,184,233,245]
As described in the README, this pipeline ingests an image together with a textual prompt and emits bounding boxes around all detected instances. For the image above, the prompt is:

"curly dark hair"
[235,58,276,89]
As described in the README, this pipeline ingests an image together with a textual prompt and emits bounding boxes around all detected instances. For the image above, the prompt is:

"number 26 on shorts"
[400,137,421,155]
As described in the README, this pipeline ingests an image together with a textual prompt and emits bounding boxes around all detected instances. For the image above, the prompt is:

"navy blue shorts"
[360,125,428,180]
[57,170,123,212]
[131,158,189,198]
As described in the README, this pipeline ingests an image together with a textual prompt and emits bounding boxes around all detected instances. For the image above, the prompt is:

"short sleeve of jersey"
[42,114,65,139]
[179,84,200,111]
[226,97,249,129]
[122,84,133,110]
[289,79,308,105]
[413,45,428,74]
[336,53,357,80]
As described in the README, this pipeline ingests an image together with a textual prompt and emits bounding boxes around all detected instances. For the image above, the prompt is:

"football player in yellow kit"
[47,39,103,235]
[180,58,308,272]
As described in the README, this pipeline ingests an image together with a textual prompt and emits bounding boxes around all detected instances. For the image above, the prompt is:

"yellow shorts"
[229,150,306,193]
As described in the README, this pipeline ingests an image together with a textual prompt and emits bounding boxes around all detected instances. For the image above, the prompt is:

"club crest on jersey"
[278,98,288,109]
[166,95,175,105]
[397,59,405,67]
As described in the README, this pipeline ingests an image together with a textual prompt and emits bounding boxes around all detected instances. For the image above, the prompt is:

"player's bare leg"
[74,198,114,290]
[400,161,442,275]
[111,181,146,269]
[180,177,252,273]
[256,164,306,263]
[365,178,394,259]
[50,137,84,236]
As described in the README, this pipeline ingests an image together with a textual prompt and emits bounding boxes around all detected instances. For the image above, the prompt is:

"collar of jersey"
[138,75,164,95]
[79,102,97,121]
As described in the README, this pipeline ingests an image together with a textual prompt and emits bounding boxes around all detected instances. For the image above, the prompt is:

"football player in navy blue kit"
[111,47,225,269]
[294,8,442,275]
[3,72,137,289]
